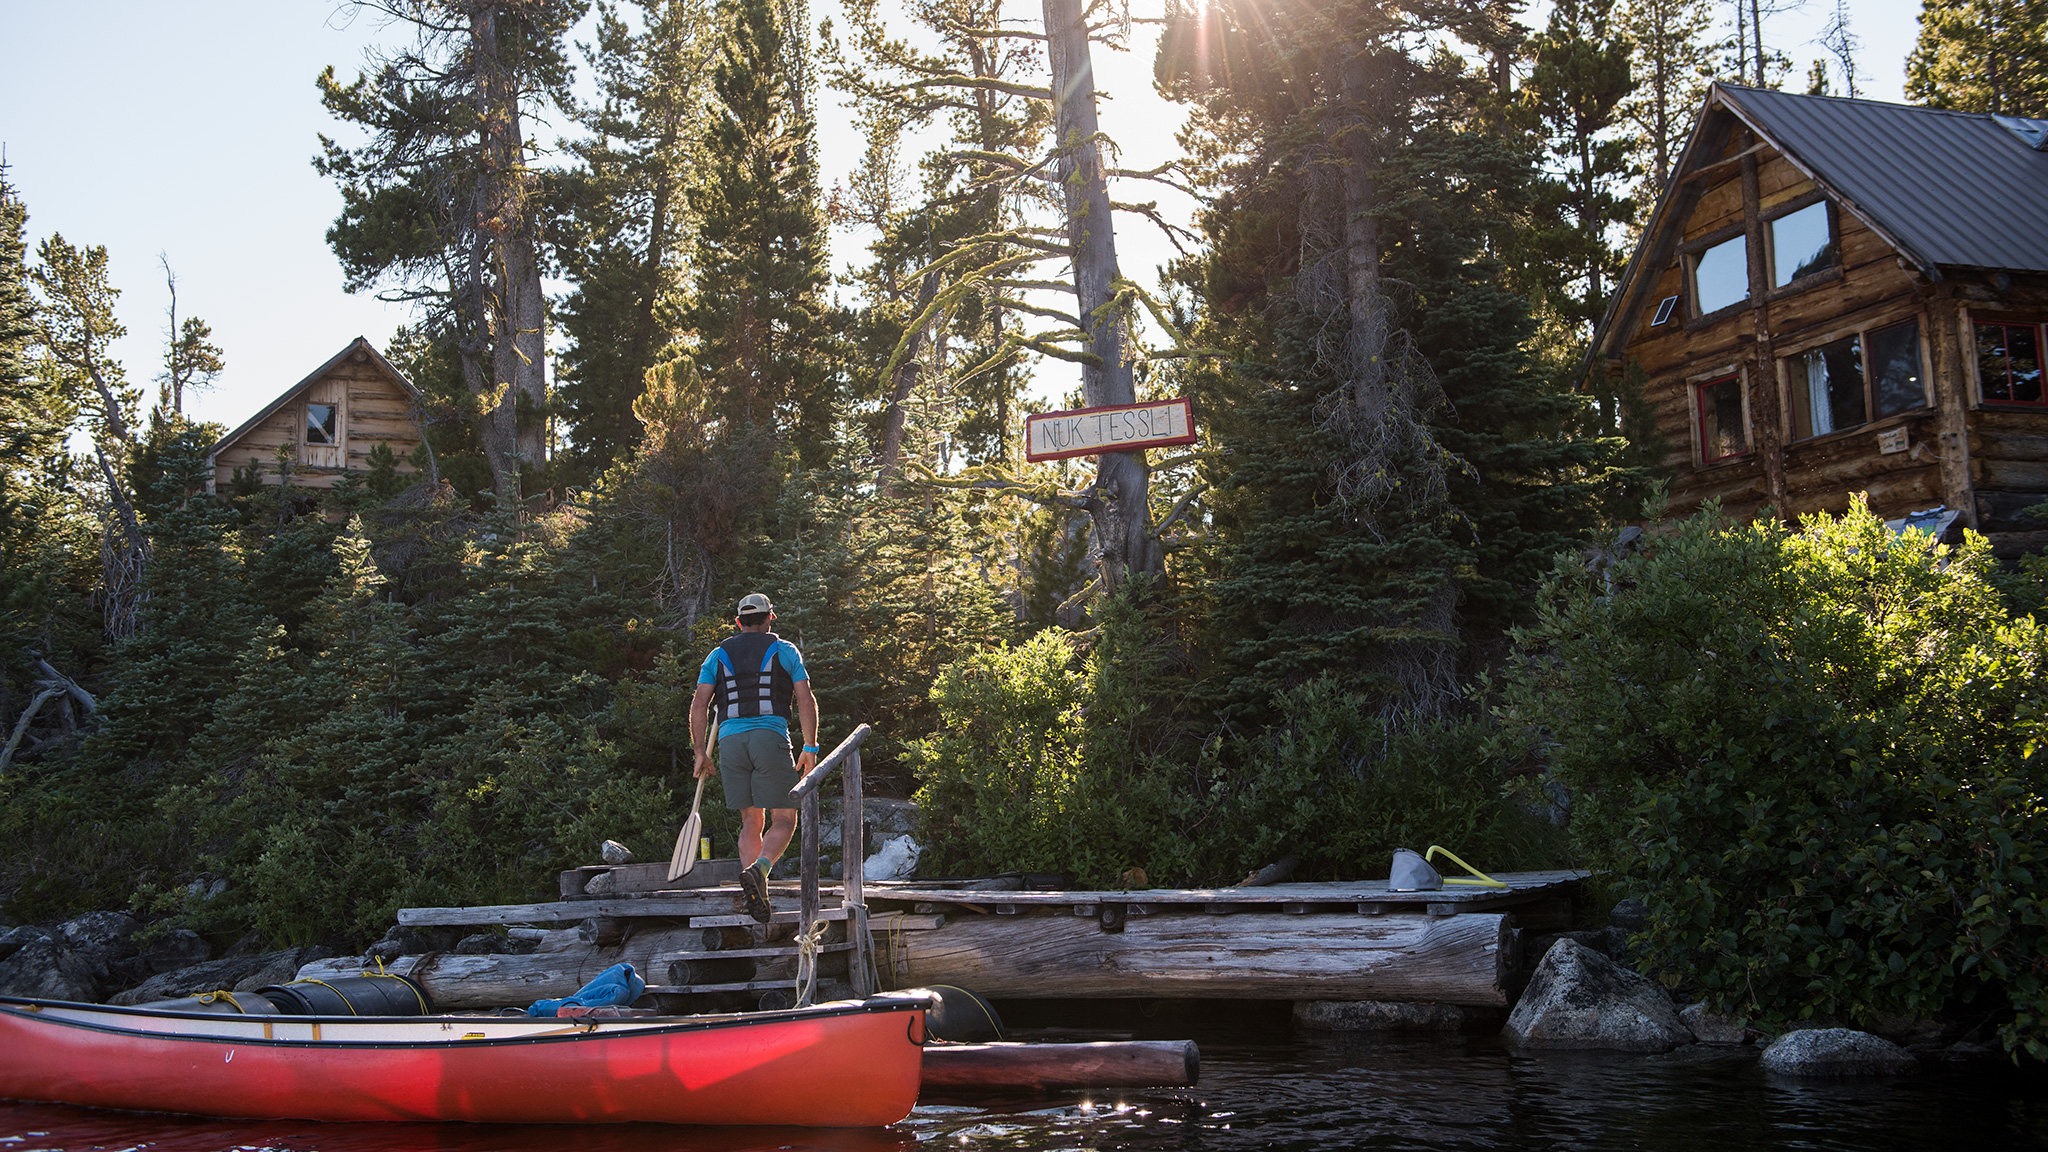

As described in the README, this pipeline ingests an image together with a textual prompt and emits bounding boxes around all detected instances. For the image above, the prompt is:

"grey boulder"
[232,946,336,993]
[1679,1002,1748,1044]
[1505,938,1693,1053]
[108,946,333,1006]
[143,928,212,974]
[1760,1028,1918,1076]
[0,935,105,1002]
[109,956,273,1006]
[0,925,49,964]
[60,911,139,957]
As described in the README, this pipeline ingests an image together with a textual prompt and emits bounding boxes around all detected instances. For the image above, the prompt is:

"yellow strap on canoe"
[195,990,249,1013]
[1426,845,1508,888]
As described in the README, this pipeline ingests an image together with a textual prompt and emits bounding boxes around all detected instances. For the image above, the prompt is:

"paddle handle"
[690,772,706,816]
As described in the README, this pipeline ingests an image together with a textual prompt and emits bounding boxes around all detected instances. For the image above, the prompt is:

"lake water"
[6,1002,2046,1151]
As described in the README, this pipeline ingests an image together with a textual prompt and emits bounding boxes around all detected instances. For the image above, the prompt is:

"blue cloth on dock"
[526,962,646,1018]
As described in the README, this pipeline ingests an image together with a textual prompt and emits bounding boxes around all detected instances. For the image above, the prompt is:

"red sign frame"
[1023,398,1197,462]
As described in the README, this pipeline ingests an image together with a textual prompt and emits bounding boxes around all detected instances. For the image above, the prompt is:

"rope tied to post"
[793,916,832,1007]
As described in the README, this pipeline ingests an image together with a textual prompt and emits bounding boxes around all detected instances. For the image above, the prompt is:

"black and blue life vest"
[713,632,794,721]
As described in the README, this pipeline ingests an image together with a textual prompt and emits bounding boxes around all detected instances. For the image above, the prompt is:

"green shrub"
[1503,500,2048,1056]
[912,594,1561,886]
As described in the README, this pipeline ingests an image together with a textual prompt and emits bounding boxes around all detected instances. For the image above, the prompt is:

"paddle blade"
[668,774,709,882]
[673,811,703,879]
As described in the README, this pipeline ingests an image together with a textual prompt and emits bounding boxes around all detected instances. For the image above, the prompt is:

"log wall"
[1623,140,1942,525]
[1614,114,2048,537]
[212,345,423,491]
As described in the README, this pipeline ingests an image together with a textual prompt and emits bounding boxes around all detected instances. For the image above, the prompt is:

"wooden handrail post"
[797,787,820,1007]
[791,724,877,1003]
[843,745,870,996]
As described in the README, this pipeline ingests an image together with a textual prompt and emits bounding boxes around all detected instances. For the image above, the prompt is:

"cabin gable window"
[1691,235,1749,317]
[1786,318,1927,441]
[1976,321,2045,406]
[1767,201,1836,288]
[305,402,339,445]
[1696,375,1749,463]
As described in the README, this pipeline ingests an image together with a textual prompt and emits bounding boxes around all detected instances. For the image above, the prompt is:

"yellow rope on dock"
[1426,845,1508,888]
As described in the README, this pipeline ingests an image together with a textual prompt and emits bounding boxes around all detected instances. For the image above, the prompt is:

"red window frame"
[1696,375,1749,464]
[1976,320,2046,406]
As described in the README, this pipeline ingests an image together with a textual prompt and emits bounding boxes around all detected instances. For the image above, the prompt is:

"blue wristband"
[803,744,820,754]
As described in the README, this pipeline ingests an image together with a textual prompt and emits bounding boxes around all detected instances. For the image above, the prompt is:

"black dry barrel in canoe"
[257,975,433,1016]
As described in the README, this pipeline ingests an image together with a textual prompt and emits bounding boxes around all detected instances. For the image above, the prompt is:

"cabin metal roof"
[207,336,422,462]
[1717,85,2048,275]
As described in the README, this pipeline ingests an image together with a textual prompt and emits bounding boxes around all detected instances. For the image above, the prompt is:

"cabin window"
[1977,321,2044,405]
[1768,202,1836,287]
[1692,236,1749,316]
[1785,319,1928,441]
[306,403,339,445]
[1788,335,1865,439]
[1867,320,1926,418]
[1697,376,1748,463]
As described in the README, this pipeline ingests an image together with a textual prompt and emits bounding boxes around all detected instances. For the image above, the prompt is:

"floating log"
[882,912,1516,1006]
[921,1041,1199,1091]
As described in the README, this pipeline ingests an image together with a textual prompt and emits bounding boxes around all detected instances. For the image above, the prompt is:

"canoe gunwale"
[0,993,932,1051]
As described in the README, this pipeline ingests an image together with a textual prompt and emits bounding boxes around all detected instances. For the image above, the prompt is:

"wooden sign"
[1024,399,1196,462]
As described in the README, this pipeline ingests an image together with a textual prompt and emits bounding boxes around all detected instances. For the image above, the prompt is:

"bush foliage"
[1503,501,2048,1056]
[911,593,1562,887]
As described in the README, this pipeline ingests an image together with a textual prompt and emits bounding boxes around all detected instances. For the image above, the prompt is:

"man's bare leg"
[760,809,798,869]
[739,807,767,865]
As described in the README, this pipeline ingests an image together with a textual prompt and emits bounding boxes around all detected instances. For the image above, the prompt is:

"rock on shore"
[1504,938,1693,1052]
[1679,1003,1748,1044]
[1760,1028,1918,1076]
[108,946,337,1006]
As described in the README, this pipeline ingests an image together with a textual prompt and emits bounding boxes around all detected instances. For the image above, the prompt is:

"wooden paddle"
[669,716,716,882]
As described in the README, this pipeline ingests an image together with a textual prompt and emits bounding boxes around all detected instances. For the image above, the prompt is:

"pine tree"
[1521,0,1636,334]
[551,0,715,480]
[0,168,101,755]
[824,0,1050,476]
[317,1,583,503]
[679,0,839,465]
[1158,0,1493,720]
[28,235,151,641]
[155,259,225,417]
[1906,0,2048,116]
[1617,0,1716,193]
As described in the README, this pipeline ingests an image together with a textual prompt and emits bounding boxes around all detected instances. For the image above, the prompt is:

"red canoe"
[0,994,927,1127]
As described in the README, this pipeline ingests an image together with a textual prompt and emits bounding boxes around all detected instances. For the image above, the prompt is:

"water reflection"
[6,1014,2046,1151]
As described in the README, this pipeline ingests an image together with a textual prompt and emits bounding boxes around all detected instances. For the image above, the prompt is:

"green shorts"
[719,729,799,811]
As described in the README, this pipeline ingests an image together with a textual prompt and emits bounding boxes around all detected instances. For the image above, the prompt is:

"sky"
[0,0,1926,436]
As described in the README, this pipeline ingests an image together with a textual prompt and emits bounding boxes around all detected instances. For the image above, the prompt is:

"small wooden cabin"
[207,337,425,492]
[1590,85,2048,556]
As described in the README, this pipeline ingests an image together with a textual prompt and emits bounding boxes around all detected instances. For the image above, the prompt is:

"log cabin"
[1590,84,2048,557]
[206,337,425,493]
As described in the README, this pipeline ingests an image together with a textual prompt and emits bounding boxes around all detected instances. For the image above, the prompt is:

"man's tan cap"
[737,593,774,615]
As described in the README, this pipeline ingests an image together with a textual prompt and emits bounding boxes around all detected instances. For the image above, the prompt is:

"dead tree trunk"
[472,3,550,502]
[877,270,941,485]
[1040,0,1159,593]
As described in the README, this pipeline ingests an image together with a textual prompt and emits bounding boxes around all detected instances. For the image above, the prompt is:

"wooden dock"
[306,727,1587,1011]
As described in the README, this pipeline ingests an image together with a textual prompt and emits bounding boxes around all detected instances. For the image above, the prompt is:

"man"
[690,593,819,924]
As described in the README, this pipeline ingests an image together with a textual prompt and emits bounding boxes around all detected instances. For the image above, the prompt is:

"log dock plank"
[867,870,1587,911]
[650,944,854,963]
[879,911,1517,1006]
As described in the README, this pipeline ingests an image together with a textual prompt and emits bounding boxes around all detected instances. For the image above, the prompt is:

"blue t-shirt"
[698,637,809,739]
